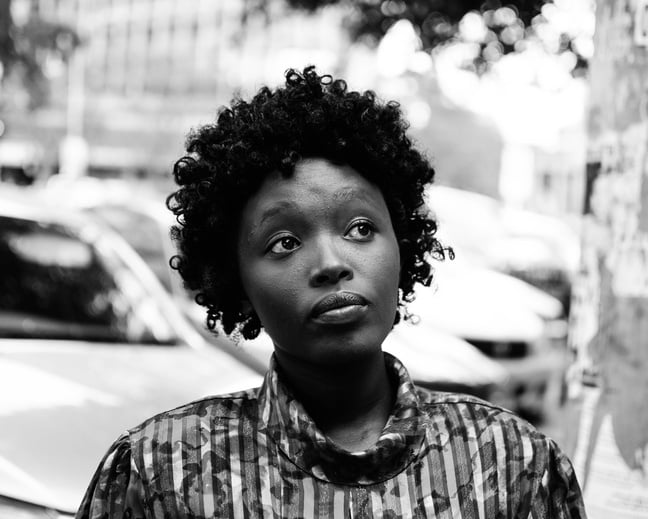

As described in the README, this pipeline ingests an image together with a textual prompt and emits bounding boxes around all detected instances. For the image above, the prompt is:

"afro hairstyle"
[166,66,452,340]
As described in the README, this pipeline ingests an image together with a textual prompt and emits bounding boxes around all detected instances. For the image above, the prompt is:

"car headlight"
[0,495,74,519]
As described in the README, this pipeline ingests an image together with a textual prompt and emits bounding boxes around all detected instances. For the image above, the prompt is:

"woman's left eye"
[346,221,375,240]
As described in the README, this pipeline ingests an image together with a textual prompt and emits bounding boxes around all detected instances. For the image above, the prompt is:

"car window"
[86,206,175,293]
[0,215,179,344]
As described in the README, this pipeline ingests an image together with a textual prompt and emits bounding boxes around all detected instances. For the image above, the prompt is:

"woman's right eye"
[268,236,300,255]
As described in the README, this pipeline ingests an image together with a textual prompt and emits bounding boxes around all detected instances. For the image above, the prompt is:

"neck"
[273,349,394,452]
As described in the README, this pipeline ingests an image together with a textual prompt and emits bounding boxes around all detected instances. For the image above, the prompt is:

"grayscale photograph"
[0,0,644,517]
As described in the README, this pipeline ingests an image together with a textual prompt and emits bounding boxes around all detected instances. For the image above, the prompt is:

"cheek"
[389,254,402,304]
[384,237,401,285]
[367,237,401,301]
[241,262,302,323]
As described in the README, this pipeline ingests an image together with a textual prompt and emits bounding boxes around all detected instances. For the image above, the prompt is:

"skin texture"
[237,158,401,449]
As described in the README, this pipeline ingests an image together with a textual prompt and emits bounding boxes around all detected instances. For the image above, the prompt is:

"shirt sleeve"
[75,432,148,519]
[537,438,588,519]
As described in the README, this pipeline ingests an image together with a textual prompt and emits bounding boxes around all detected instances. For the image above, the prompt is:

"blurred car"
[407,260,567,420]
[40,178,564,419]
[0,192,264,516]
[426,185,580,314]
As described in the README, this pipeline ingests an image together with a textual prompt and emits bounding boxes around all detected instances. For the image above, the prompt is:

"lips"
[310,291,368,321]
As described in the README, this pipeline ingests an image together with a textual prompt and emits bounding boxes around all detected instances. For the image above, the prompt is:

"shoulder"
[415,388,557,462]
[127,387,259,444]
[79,389,261,515]
[417,387,542,436]
[76,432,147,517]
[414,389,587,516]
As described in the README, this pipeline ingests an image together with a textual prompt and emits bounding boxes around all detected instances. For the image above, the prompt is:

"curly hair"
[167,66,452,340]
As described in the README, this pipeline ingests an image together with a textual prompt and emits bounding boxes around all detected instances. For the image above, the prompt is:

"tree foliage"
[0,0,79,109]
[253,0,588,75]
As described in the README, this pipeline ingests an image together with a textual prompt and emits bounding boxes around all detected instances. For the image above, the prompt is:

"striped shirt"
[76,353,587,518]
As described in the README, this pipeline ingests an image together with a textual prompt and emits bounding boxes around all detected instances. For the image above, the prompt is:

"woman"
[77,67,587,518]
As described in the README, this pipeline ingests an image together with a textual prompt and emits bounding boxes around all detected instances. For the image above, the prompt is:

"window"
[85,206,175,294]
[0,216,178,344]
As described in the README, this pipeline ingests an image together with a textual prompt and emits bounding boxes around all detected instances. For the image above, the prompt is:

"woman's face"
[237,158,401,366]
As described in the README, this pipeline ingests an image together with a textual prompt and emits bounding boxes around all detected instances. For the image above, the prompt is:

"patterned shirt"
[76,353,587,518]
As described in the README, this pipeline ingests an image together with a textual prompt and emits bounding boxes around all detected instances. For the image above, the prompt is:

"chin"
[311,328,389,366]
[270,319,392,366]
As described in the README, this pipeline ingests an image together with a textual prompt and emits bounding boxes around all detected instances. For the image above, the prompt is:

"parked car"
[426,185,580,314]
[0,192,264,516]
[408,260,567,419]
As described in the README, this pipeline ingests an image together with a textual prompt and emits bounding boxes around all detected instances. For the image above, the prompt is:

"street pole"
[567,0,648,516]
[59,0,87,178]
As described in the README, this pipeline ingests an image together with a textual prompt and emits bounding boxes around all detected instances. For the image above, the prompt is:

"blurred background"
[0,0,603,515]
[0,0,593,210]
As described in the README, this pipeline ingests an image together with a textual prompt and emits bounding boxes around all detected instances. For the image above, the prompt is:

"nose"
[309,236,353,287]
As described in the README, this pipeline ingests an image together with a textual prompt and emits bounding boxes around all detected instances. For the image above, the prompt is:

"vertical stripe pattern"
[76,354,588,519]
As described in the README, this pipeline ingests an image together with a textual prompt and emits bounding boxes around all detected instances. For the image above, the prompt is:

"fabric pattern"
[76,353,587,518]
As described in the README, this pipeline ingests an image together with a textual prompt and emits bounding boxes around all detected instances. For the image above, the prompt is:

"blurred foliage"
[0,0,79,109]
[247,0,588,75]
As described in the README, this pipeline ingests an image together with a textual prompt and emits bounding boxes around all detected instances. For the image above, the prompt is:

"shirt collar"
[257,351,427,485]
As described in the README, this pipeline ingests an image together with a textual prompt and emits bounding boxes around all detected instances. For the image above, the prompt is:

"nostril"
[311,266,353,286]
[338,268,352,281]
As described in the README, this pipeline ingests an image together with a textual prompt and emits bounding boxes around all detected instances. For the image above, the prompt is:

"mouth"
[310,291,369,324]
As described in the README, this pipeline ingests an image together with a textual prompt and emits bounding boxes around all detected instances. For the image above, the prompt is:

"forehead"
[243,158,387,219]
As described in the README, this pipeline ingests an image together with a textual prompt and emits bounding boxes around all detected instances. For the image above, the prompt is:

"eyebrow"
[257,189,373,224]
[243,201,298,245]
[257,201,298,226]
[245,188,379,244]
[332,188,376,204]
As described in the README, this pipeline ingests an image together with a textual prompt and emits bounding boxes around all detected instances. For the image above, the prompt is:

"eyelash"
[345,219,375,241]
[265,219,376,256]
[267,235,300,255]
